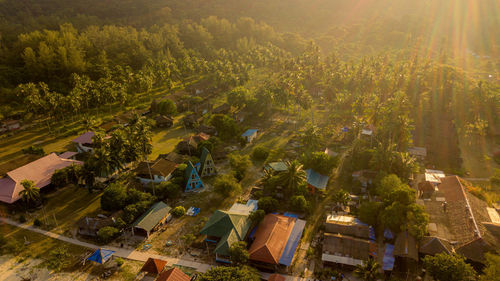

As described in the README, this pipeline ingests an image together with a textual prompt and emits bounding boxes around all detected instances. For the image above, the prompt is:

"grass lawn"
[25,185,102,235]
[150,116,194,160]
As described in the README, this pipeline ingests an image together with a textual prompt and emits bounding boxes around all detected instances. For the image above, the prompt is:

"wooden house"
[184,161,204,192]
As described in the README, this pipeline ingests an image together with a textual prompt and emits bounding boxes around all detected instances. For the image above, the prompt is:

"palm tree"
[278,160,306,193]
[332,189,351,211]
[19,180,40,209]
[354,258,382,281]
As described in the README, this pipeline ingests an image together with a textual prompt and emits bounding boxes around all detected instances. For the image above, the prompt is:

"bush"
[18,215,27,223]
[252,146,269,161]
[156,99,177,116]
[34,218,42,227]
[171,206,186,217]
[290,195,309,213]
[45,246,71,272]
[229,153,251,181]
[258,196,279,213]
[214,174,241,196]
[97,226,119,243]
[156,182,182,200]
[302,151,337,175]
[51,169,68,187]
[249,210,265,226]
[115,257,125,266]
[21,145,44,156]
[101,183,128,211]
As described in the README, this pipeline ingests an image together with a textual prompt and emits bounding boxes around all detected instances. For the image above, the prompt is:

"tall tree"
[278,160,306,193]
[19,180,40,209]
[354,258,382,281]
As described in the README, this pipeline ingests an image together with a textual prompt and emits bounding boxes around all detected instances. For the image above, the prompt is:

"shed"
[242,129,258,143]
[87,248,115,264]
[140,258,167,275]
[132,202,172,237]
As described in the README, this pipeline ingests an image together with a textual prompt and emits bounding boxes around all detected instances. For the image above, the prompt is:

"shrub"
[45,246,71,272]
[101,183,128,211]
[156,99,177,116]
[18,215,27,223]
[214,174,241,196]
[229,153,251,181]
[34,218,42,227]
[290,195,309,213]
[258,196,279,213]
[21,145,44,156]
[115,257,125,266]
[97,226,119,243]
[229,241,249,265]
[249,210,265,226]
[252,146,269,161]
[51,168,68,187]
[171,206,186,217]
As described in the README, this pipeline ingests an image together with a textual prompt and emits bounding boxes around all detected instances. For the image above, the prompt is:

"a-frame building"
[184,161,204,192]
[199,147,217,177]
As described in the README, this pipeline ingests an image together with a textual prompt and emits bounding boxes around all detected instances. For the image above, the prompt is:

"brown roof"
[135,159,178,178]
[456,238,495,263]
[249,214,296,264]
[419,236,453,256]
[394,232,418,261]
[268,274,286,281]
[72,131,95,144]
[140,258,167,274]
[59,151,78,159]
[322,233,371,261]
[0,153,82,203]
[157,267,190,281]
[157,152,185,164]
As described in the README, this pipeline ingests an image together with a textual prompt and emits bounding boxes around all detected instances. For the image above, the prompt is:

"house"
[393,231,418,271]
[72,131,95,153]
[184,161,204,192]
[200,202,256,263]
[59,151,78,160]
[157,267,190,281]
[140,258,167,276]
[132,201,172,237]
[157,152,185,165]
[306,169,329,193]
[418,236,453,256]
[242,129,258,143]
[77,216,115,237]
[418,175,499,264]
[419,169,446,186]
[408,147,427,160]
[264,162,288,174]
[322,233,372,267]
[324,214,370,239]
[0,119,21,132]
[0,153,82,204]
[134,159,178,185]
[182,113,203,129]
[154,115,174,128]
[248,214,306,268]
[198,147,217,177]
[177,133,210,155]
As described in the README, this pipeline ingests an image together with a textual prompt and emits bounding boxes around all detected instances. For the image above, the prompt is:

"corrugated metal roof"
[306,169,329,190]
[133,202,171,233]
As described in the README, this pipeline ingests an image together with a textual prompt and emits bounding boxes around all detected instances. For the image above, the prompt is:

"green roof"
[215,229,240,256]
[200,210,251,240]
[265,162,288,172]
[132,202,171,233]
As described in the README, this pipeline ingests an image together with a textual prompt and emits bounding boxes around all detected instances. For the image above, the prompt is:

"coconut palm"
[19,180,40,209]
[278,160,306,193]
[354,258,382,281]
[332,189,351,211]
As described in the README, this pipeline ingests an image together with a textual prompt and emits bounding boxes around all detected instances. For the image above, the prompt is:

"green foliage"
[332,189,351,207]
[214,174,241,196]
[156,181,182,200]
[115,257,125,266]
[480,253,500,281]
[19,179,40,207]
[278,160,307,193]
[18,215,27,223]
[290,195,309,213]
[229,241,249,265]
[227,86,250,108]
[210,114,239,141]
[376,174,404,197]
[423,253,476,281]
[33,218,43,227]
[199,265,260,281]
[180,233,196,247]
[155,99,177,116]
[101,183,128,211]
[229,153,251,181]
[490,169,500,188]
[358,201,382,227]
[354,259,383,281]
[249,210,265,226]
[45,246,71,272]
[97,226,119,243]
[21,145,45,156]
[258,196,279,213]
[302,151,337,175]
[251,146,270,161]
[171,206,186,217]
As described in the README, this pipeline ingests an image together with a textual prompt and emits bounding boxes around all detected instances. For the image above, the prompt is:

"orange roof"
[249,214,295,264]
[157,268,190,281]
[140,258,167,274]
[0,153,82,203]
[269,274,286,281]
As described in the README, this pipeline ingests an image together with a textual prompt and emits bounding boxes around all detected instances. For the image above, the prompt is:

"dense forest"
[0,0,498,172]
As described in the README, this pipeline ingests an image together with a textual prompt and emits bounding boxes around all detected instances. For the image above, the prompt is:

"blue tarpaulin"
[384,229,394,240]
[87,248,115,264]
[283,212,299,218]
[383,244,395,271]
[342,127,349,132]
[369,226,376,241]
[279,219,306,266]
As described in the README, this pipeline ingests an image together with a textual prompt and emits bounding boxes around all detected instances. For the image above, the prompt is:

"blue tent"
[87,248,115,264]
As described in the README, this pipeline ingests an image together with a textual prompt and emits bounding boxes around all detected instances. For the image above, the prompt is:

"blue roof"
[382,244,395,271]
[242,129,258,137]
[87,248,115,264]
[279,218,305,266]
[306,169,329,190]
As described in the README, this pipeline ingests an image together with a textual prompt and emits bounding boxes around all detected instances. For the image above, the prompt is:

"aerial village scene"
[0,1,499,281]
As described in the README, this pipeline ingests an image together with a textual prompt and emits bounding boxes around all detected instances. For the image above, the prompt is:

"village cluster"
[0,85,499,281]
